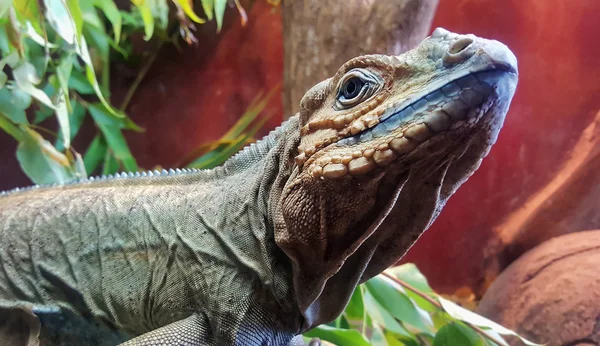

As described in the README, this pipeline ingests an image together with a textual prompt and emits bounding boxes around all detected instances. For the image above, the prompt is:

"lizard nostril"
[449,37,474,54]
[443,36,476,66]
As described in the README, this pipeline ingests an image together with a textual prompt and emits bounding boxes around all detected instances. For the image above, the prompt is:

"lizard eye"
[336,69,381,109]
[342,78,364,100]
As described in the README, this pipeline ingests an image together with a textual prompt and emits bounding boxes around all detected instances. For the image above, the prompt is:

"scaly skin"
[273,27,518,329]
[0,28,517,345]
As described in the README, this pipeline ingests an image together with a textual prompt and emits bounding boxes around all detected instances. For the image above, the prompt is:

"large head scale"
[274,28,518,329]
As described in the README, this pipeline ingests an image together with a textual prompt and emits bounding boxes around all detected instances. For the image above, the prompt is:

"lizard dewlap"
[0,28,517,346]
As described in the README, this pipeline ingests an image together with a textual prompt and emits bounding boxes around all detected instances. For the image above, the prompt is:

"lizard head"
[274,28,518,329]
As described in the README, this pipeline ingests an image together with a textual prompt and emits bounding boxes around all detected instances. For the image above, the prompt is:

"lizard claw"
[288,335,321,346]
[308,337,322,346]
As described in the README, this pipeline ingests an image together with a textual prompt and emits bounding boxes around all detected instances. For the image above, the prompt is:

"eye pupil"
[343,78,364,99]
[346,81,357,94]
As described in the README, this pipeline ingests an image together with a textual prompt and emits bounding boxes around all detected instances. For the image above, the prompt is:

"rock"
[476,230,600,346]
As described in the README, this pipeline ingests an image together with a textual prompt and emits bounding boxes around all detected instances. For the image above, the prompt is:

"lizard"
[0,27,518,346]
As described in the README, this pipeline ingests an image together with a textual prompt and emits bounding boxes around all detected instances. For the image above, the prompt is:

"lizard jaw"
[302,69,516,179]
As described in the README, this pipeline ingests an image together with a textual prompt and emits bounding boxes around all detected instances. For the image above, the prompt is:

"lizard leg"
[119,314,207,346]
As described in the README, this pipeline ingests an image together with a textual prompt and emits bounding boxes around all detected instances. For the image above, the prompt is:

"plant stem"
[28,124,58,138]
[119,41,164,111]
[382,272,440,308]
[381,272,506,345]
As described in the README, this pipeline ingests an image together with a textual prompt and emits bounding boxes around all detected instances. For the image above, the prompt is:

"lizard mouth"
[305,69,517,179]
[338,69,513,147]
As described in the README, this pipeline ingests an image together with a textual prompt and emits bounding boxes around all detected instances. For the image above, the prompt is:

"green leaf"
[200,0,213,20]
[73,151,87,178]
[481,329,509,346]
[87,102,123,127]
[185,88,274,168]
[370,324,388,346]
[13,60,55,109]
[214,0,226,32]
[385,331,421,346]
[149,0,168,30]
[175,0,206,24]
[386,264,437,311]
[132,0,154,40]
[344,286,365,321]
[304,325,370,346]
[0,27,9,56]
[5,9,23,54]
[56,52,73,111]
[24,21,56,47]
[0,112,24,140]
[431,311,455,330]
[363,290,413,338]
[437,297,541,346]
[33,104,54,123]
[102,150,119,175]
[83,134,107,174]
[56,100,86,152]
[186,137,244,169]
[13,59,40,84]
[13,0,42,34]
[0,0,12,19]
[333,315,350,330]
[16,127,75,184]
[76,36,119,116]
[387,264,433,293]
[186,117,268,169]
[433,322,484,346]
[67,100,86,140]
[0,71,6,88]
[66,0,83,40]
[23,34,49,77]
[0,87,29,124]
[365,276,434,334]
[79,0,103,29]
[219,87,278,141]
[88,103,137,171]
[55,92,70,148]
[1,50,20,68]
[384,332,406,346]
[43,0,77,44]
[93,0,121,43]
[83,23,110,70]
[68,67,94,94]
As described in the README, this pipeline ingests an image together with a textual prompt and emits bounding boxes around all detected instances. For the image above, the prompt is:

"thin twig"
[28,124,58,138]
[381,272,506,346]
[119,41,164,111]
[382,272,441,308]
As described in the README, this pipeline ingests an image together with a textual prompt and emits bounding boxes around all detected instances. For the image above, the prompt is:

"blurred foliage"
[0,0,253,185]
[180,85,278,169]
[304,264,541,346]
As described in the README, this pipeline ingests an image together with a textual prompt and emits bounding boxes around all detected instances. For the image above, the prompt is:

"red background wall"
[402,0,600,292]
[1,0,599,293]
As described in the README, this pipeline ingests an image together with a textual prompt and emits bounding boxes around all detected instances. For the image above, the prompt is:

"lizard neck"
[168,115,303,341]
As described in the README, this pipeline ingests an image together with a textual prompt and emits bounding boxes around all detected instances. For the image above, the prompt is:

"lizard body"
[0,28,518,345]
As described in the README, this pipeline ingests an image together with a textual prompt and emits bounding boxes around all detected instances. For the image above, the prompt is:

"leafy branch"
[0,0,249,185]
[304,264,542,346]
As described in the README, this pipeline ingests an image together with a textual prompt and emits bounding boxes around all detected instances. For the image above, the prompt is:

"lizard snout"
[443,35,476,66]
[432,27,518,76]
